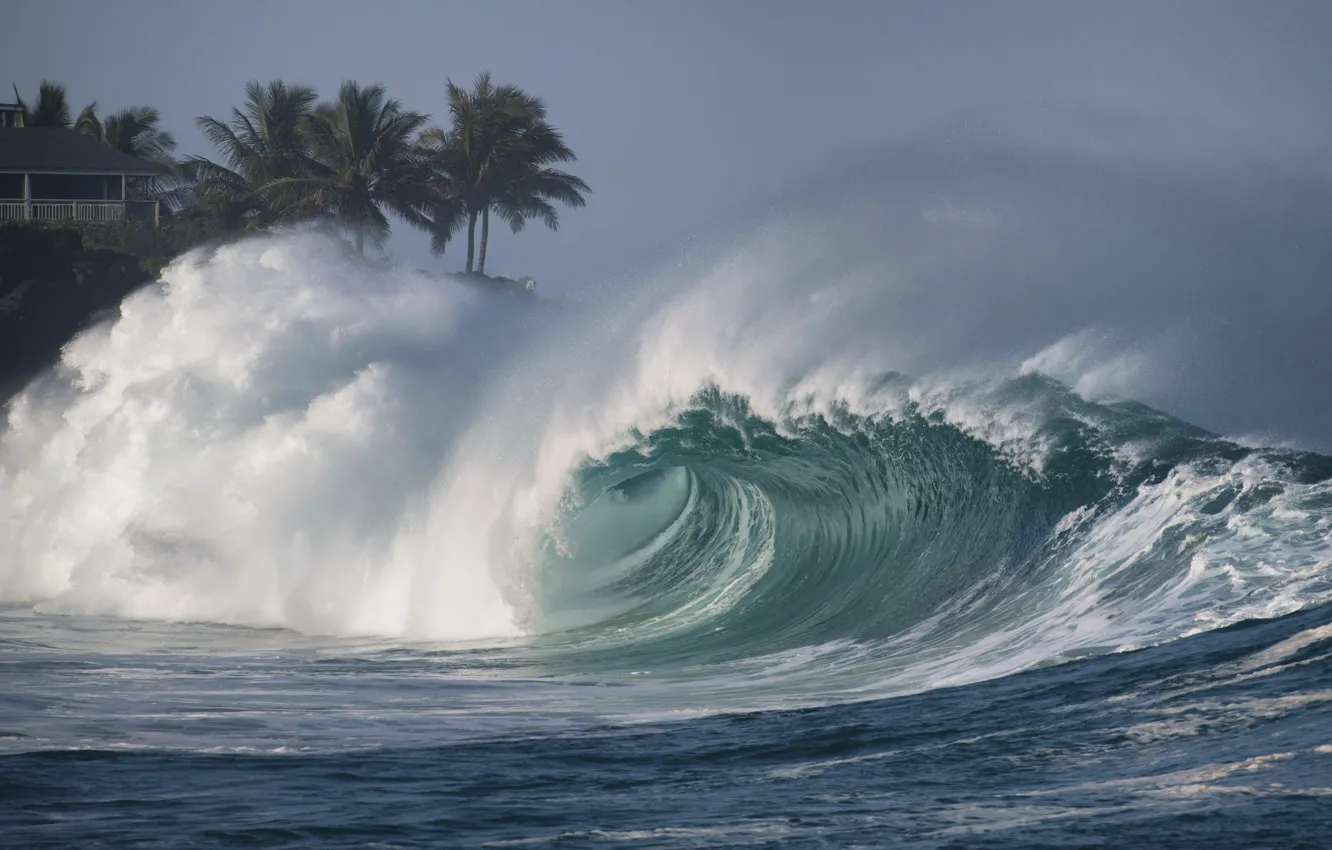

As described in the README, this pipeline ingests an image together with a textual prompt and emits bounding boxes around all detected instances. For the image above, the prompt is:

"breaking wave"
[4,130,1331,703]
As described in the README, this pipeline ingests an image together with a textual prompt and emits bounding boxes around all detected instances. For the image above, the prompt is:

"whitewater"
[4,130,1332,847]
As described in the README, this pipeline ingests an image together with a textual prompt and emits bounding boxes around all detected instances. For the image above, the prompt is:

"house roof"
[0,128,167,176]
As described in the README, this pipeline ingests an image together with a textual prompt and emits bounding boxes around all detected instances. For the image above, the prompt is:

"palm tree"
[72,105,180,204]
[415,142,469,258]
[11,80,79,128]
[476,120,588,274]
[421,73,588,273]
[74,103,101,137]
[187,80,319,230]
[419,73,526,271]
[273,81,432,255]
[78,106,178,161]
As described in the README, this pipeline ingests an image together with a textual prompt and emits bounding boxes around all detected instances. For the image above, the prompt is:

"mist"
[698,105,1332,448]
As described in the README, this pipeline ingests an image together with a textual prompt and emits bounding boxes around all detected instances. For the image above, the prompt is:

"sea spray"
[0,234,525,639]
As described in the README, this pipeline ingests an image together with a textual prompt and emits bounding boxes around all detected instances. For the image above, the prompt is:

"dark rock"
[1,224,153,402]
[445,271,538,300]
[0,280,31,318]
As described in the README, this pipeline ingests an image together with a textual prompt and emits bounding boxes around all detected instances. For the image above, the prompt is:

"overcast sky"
[9,0,1332,290]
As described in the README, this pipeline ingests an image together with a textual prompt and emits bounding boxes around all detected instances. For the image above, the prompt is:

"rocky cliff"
[0,224,153,400]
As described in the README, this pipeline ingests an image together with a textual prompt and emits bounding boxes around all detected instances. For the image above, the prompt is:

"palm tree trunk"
[478,207,490,274]
[355,229,365,257]
[466,212,477,273]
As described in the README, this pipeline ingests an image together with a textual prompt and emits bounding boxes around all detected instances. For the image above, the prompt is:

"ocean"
[2,144,1331,847]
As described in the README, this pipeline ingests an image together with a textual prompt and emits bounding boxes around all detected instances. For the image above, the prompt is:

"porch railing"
[0,199,160,225]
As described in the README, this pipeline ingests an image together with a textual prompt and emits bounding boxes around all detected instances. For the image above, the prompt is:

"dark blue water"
[3,601,1331,848]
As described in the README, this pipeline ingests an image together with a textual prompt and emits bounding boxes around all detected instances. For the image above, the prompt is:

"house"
[0,116,166,225]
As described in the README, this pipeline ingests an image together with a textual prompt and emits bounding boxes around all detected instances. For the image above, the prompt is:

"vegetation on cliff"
[2,73,587,397]
[11,75,589,271]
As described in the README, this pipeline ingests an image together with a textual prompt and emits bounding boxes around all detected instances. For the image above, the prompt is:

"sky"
[8,1,1332,443]
[8,0,1332,290]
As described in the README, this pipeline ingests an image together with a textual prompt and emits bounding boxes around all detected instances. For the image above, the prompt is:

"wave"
[3,144,1331,703]
[527,380,1332,696]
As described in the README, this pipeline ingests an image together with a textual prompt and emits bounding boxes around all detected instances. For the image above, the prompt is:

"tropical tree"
[420,72,588,274]
[476,119,588,273]
[74,103,101,137]
[77,106,178,162]
[419,73,528,272]
[11,80,81,128]
[180,75,585,265]
[187,80,319,230]
[70,105,181,204]
[274,81,432,255]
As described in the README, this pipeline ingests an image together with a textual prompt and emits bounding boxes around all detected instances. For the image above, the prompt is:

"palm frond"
[75,102,102,139]
[13,80,73,127]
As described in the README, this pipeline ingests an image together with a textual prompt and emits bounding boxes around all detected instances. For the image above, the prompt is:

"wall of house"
[0,174,22,198]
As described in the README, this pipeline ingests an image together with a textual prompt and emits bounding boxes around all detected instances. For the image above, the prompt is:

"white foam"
[2,220,1328,675]
[1,233,519,640]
